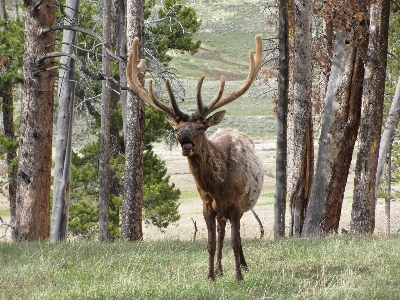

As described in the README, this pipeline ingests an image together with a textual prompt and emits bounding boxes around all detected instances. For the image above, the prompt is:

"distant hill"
[169,0,271,80]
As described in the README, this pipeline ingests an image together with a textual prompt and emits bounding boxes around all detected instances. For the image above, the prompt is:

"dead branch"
[191,218,198,241]
[251,209,264,239]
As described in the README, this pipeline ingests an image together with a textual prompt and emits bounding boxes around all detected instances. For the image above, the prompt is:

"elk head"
[126,35,263,156]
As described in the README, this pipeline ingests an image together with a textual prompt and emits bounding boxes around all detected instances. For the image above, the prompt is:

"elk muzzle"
[178,130,194,156]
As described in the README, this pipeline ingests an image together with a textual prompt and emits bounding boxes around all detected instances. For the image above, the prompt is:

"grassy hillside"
[1,236,400,299]
[170,0,270,80]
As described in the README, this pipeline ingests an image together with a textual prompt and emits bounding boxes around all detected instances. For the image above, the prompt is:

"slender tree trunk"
[14,0,56,241]
[384,153,391,235]
[274,0,288,238]
[121,0,144,241]
[117,0,128,140]
[302,30,365,235]
[0,0,5,29]
[14,0,19,18]
[51,0,80,243]
[99,0,112,242]
[286,0,295,234]
[287,0,313,237]
[376,75,400,197]
[351,0,390,235]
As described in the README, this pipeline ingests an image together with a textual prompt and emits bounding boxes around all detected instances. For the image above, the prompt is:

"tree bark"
[14,0,56,241]
[51,0,80,243]
[287,0,313,237]
[116,0,128,141]
[384,153,391,235]
[274,0,288,239]
[121,0,145,241]
[350,0,390,235]
[303,30,365,235]
[99,0,112,242]
[376,75,400,197]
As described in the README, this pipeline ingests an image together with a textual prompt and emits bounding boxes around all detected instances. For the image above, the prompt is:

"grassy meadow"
[1,236,400,299]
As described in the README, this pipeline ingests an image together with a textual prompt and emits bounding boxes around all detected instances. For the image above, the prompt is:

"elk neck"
[185,134,228,194]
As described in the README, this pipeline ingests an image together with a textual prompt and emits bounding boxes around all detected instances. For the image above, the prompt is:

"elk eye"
[198,126,205,132]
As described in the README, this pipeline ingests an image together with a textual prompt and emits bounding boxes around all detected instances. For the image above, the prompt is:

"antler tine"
[204,35,263,115]
[165,79,186,120]
[196,76,206,118]
[126,37,180,120]
[204,75,225,115]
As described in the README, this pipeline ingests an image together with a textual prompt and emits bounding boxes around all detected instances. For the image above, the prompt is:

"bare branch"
[191,218,198,241]
[251,209,264,239]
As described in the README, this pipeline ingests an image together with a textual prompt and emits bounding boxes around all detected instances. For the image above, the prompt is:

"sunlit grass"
[1,236,400,299]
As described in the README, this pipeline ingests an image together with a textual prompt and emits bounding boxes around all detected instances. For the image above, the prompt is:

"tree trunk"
[287,0,313,237]
[121,0,145,241]
[14,0,56,241]
[99,0,112,242]
[0,0,5,29]
[303,30,365,236]
[51,0,80,243]
[117,0,128,141]
[274,0,288,239]
[384,153,391,235]
[350,0,390,235]
[376,75,400,197]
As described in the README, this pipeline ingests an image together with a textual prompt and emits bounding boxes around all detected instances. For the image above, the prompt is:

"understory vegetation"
[1,236,400,299]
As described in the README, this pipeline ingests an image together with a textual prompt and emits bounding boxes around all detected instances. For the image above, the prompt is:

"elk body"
[127,35,264,281]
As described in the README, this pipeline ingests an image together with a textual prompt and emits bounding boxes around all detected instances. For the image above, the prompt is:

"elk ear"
[205,110,226,129]
[167,118,178,129]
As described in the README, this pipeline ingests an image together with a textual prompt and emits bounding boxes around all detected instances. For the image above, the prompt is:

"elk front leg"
[230,207,244,281]
[203,204,217,281]
[215,217,226,276]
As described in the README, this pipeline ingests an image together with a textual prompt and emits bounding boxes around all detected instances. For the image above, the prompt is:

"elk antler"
[126,35,262,122]
[126,37,185,121]
[196,35,263,119]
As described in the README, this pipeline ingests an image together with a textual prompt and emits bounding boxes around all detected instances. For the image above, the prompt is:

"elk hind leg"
[215,217,226,276]
[238,231,248,271]
[230,208,244,281]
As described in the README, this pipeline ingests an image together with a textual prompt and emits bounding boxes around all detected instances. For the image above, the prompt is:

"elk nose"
[179,130,191,140]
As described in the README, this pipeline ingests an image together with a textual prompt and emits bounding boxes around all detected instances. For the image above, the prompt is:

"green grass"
[1,236,400,299]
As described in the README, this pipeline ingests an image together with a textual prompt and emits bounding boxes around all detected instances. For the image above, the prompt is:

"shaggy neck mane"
[186,136,227,193]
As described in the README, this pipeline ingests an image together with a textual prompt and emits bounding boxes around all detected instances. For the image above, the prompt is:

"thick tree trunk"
[376,75,400,197]
[121,0,145,241]
[303,30,365,235]
[51,0,80,243]
[99,0,112,242]
[274,0,288,238]
[14,0,56,241]
[287,0,313,237]
[350,0,390,235]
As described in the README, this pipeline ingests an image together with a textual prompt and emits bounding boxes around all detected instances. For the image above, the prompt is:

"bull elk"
[126,35,264,281]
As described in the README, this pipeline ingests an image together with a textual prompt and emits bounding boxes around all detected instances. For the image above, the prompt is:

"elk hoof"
[215,266,223,277]
[235,273,244,282]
